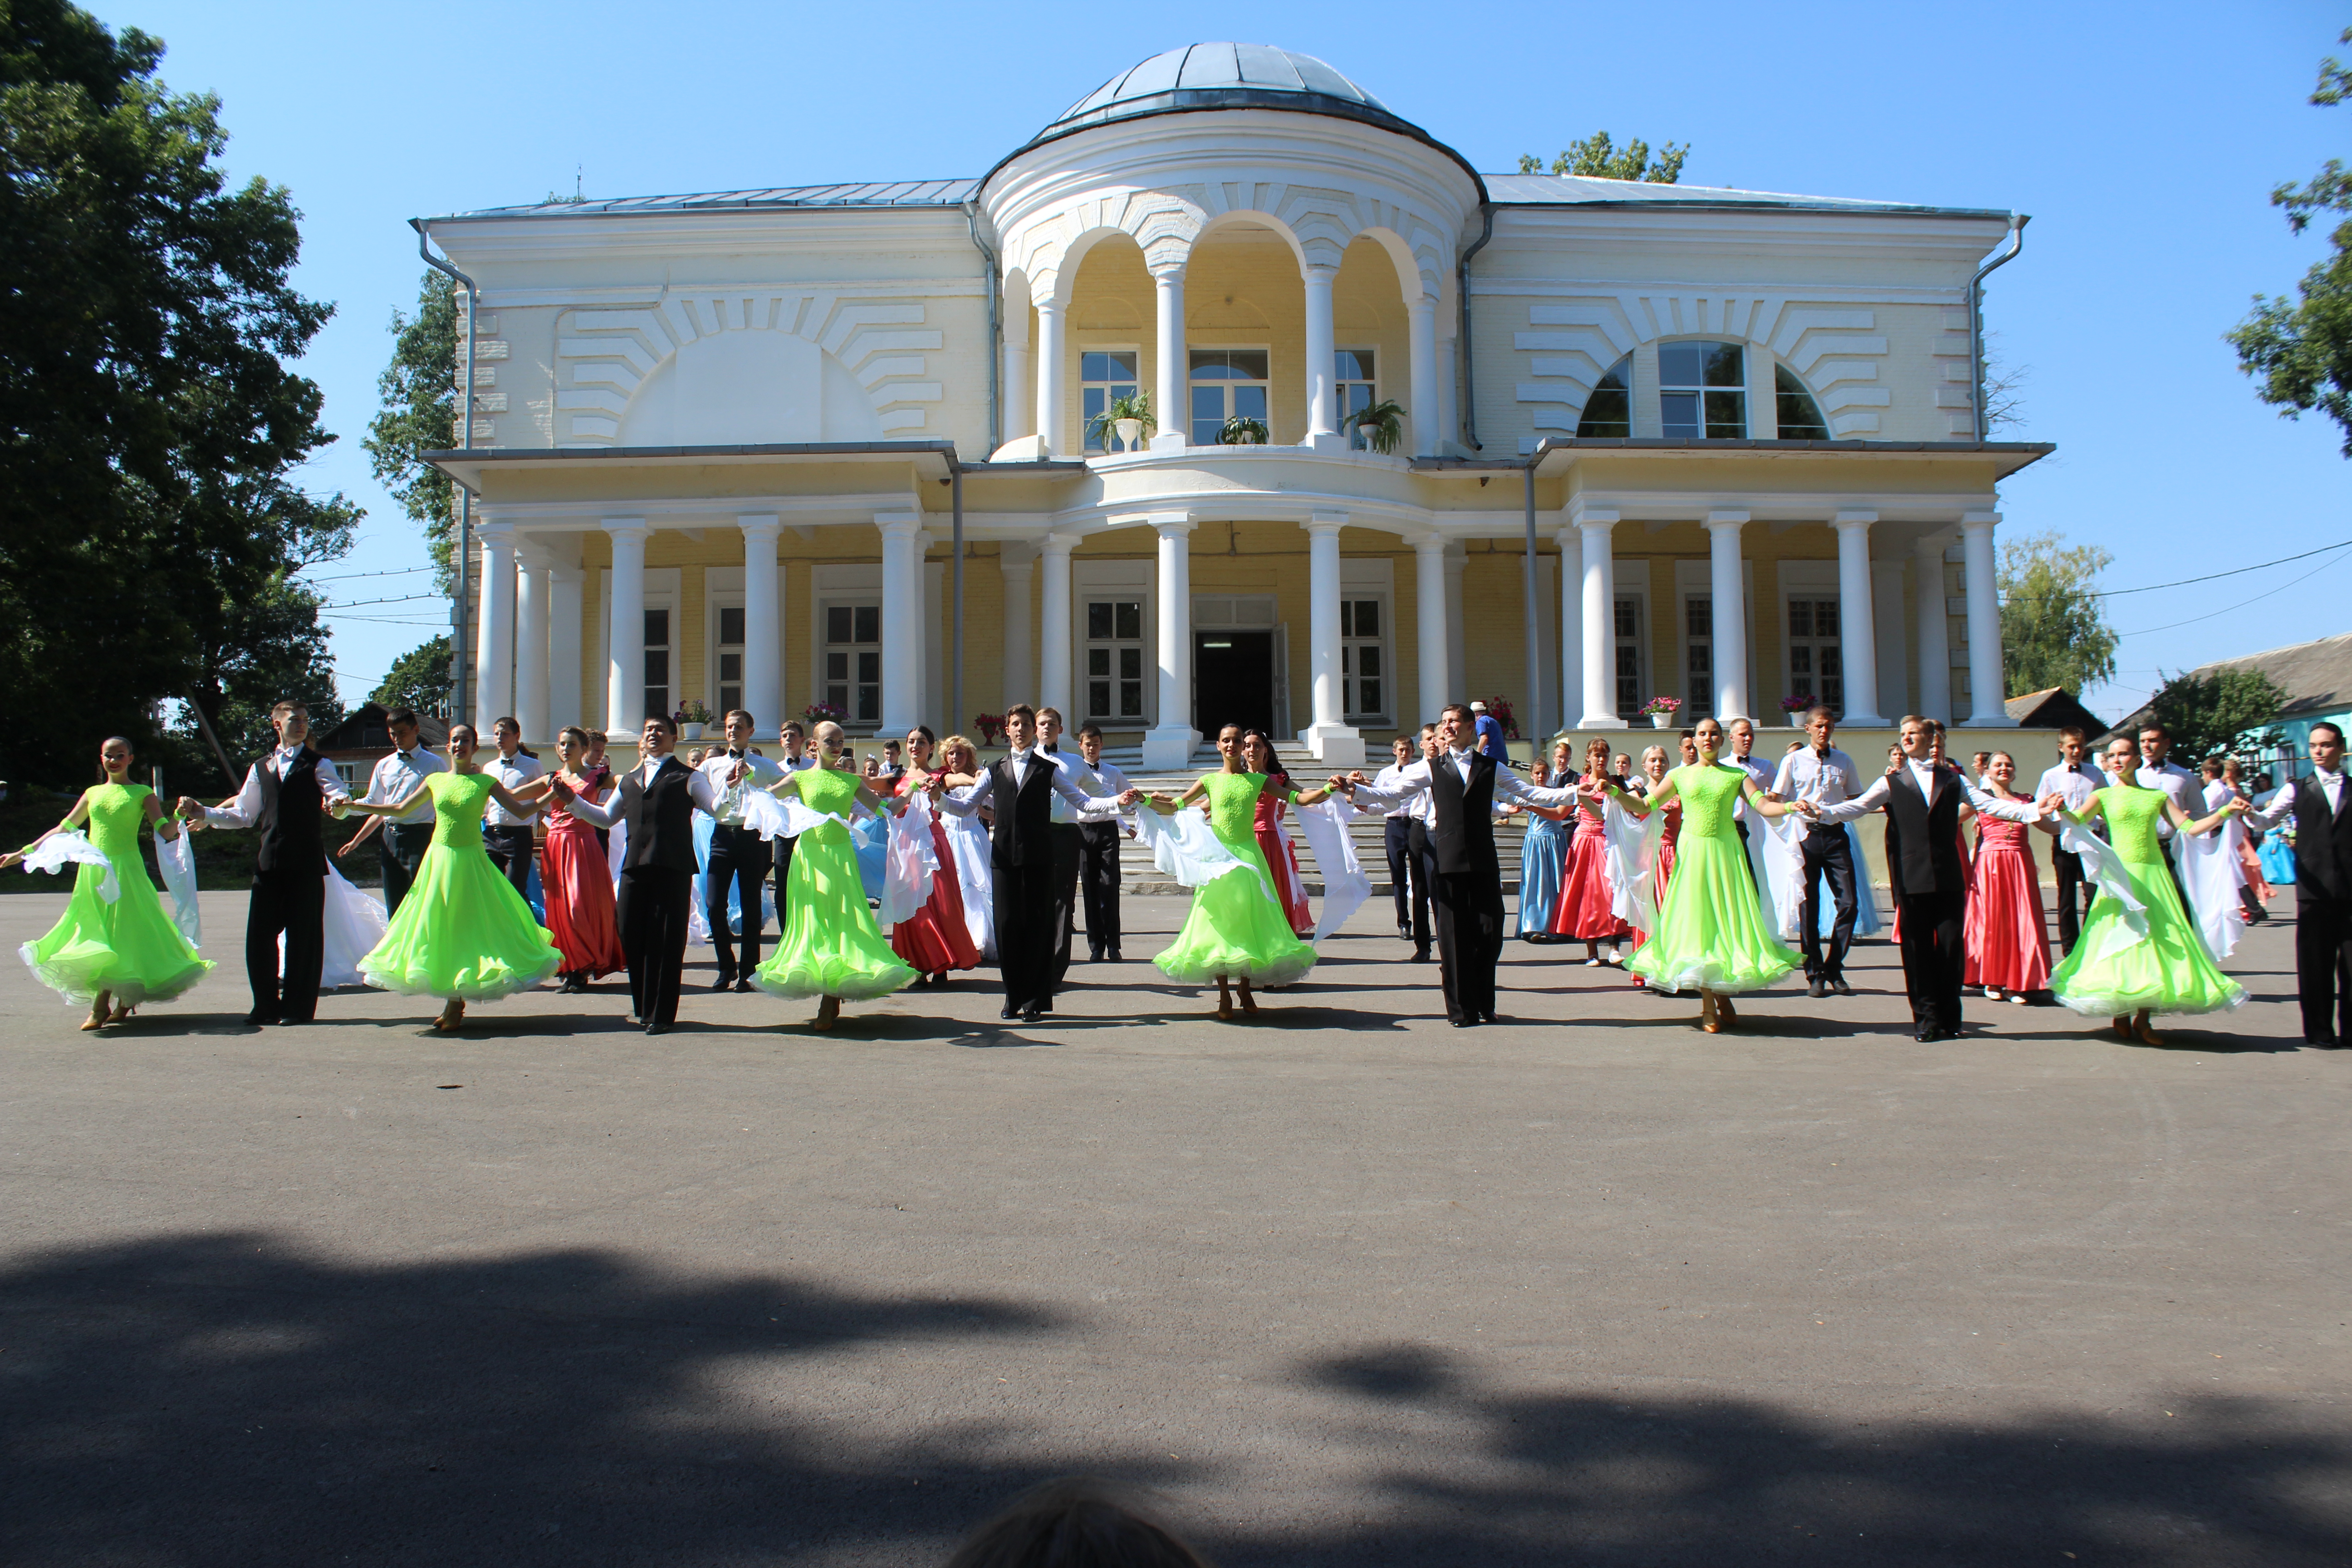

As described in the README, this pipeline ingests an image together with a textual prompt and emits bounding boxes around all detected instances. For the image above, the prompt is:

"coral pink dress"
[1552,785,1632,941]
[540,764,625,978]
[888,773,980,977]
[1253,779,1315,938]
[1964,812,2052,994]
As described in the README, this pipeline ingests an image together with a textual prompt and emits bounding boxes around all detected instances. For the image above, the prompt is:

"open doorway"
[1194,630,1275,736]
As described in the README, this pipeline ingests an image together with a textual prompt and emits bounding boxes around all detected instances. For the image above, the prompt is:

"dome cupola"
[1027,43,1431,149]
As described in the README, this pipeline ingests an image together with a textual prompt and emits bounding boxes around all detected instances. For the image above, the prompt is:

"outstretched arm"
[0,790,93,870]
[1741,777,1801,818]
[2174,797,2244,838]
[340,781,436,819]
[142,788,182,844]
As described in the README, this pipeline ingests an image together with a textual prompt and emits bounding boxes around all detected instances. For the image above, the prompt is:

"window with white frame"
[1786,595,1844,715]
[1659,341,1746,440]
[1084,598,1146,724]
[1341,597,1387,719]
[1774,364,1830,440]
[643,607,672,723]
[1337,349,1376,447]
[821,603,882,727]
[1681,594,1712,714]
[714,604,745,716]
[1081,350,1139,454]
[1580,354,1633,439]
[1190,348,1269,445]
[1612,594,1645,717]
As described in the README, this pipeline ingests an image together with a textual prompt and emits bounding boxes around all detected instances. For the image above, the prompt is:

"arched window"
[1775,364,1830,440]
[1659,340,1746,439]
[1577,354,1632,438]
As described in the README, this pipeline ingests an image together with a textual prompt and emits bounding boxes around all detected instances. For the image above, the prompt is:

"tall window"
[1337,349,1376,447]
[644,608,671,723]
[1775,364,1830,440]
[715,605,745,716]
[1341,598,1384,718]
[1612,594,1644,716]
[1190,348,1269,445]
[823,603,881,726]
[1084,599,1145,723]
[1683,595,1712,713]
[1787,597,1843,714]
[1081,351,1139,453]
[1579,354,1632,438]
[1659,341,1745,439]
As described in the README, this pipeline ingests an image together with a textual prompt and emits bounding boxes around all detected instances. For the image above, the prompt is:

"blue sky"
[93,0,2352,719]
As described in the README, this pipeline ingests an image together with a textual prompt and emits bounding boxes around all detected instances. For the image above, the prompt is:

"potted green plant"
[1217,414,1270,445]
[674,697,715,741]
[1087,392,1154,453]
[1640,696,1682,729]
[1348,398,1406,454]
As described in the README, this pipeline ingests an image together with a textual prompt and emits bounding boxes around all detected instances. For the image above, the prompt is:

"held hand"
[1792,799,1820,819]
[727,760,749,786]
[1117,788,1142,807]
[546,776,576,804]
[0,851,21,872]
[334,839,355,859]
[176,796,205,821]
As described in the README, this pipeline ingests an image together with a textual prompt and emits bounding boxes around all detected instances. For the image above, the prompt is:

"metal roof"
[436,179,980,220]
[1483,172,2009,219]
[1038,43,1413,139]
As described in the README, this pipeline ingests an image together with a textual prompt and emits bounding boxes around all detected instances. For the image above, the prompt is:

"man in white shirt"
[1373,735,1426,951]
[1034,707,1089,985]
[1068,723,1133,963]
[770,720,818,921]
[334,707,445,916]
[2032,726,2105,956]
[481,717,544,903]
[2136,721,2204,908]
[1725,716,1775,893]
[2241,720,2351,1044]
[1770,706,1866,998]
[700,708,786,990]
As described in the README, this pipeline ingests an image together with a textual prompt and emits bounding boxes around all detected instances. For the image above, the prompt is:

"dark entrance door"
[1194,630,1274,737]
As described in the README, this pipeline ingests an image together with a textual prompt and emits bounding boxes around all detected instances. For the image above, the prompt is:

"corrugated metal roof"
[1047,43,1399,131]
[438,179,981,220]
[1483,172,2008,218]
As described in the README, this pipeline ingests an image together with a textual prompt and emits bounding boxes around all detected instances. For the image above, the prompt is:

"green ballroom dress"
[752,767,916,1001]
[1625,763,1803,995]
[1153,772,1320,988]
[356,772,563,1000]
[18,783,212,1008]
[2050,784,2245,1018]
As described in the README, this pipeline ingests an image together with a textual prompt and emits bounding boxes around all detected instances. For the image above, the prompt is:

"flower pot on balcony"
[681,722,706,741]
[1647,713,1672,728]
[1113,418,1143,450]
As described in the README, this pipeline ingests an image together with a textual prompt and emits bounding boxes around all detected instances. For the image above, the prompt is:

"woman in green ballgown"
[1586,716,1806,1032]
[342,722,563,1031]
[4,735,211,1029]
[751,720,916,1031]
[1139,723,1333,1021]
[2050,734,2247,1045]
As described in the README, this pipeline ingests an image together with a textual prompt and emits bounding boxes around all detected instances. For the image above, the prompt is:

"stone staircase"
[1089,741,1530,896]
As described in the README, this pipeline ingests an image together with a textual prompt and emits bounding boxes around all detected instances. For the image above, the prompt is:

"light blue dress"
[1517,812,1572,936]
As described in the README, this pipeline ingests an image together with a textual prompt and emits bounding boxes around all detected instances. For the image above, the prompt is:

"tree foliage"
[0,0,353,786]
[1997,531,2119,700]
[1518,132,1687,184]
[176,573,347,763]
[2230,29,2352,453]
[371,635,455,715]
[363,271,459,592]
[2146,668,2290,763]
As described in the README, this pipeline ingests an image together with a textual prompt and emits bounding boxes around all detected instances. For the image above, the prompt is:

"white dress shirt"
[1770,746,1864,809]
[2033,759,2104,816]
[204,744,351,827]
[365,745,446,826]
[1371,762,1419,820]
[699,747,784,828]
[2134,759,2201,840]
[1063,754,1132,823]
[2244,765,2346,829]
[1347,746,1578,816]
[483,749,545,828]
[935,749,1125,822]
[558,757,723,828]
[1814,761,2048,824]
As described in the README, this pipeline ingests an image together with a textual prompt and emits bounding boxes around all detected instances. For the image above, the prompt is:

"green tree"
[363,272,460,591]
[1518,131,1688,183]
[0,1,354,786]
[1997,531,2119,699]
[2230,29,2352,453]
[178,572,348,762]
[2146,668,2290,763]
[371,635,455,715]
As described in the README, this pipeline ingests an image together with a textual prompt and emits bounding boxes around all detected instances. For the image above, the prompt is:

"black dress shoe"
[2308,1034,2342,1047]
[1088,947,1104,963]
[644,1021,670,1035]
[1450,1015,1478,1029]
[1000,1005,1021,1020]
[1398,926,1413,943]
[733,978,755,994]
[1106,949,1122,963]
[1830,977,1855,996]
[1808,978,1829,999]
[242,1010,275,1026]
[1413,947,1432,961]
[1479,1010,1498,1024]
[1020,1004,1044,1023]
[710,973,735,993]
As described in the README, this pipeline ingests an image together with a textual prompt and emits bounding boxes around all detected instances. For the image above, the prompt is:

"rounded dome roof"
[1032,43,1426,145]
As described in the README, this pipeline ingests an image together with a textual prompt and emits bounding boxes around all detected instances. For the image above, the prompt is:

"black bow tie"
[725,749,743,760]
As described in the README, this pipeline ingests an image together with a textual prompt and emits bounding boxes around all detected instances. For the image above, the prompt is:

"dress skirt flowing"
[2050,786,2245,1018]
[1625,764,1803,996]
[887,779,980,975]
[358,774,564,1001]
[1516,813,1571,936]
[1157,772,1320,989]
[17,783,211,1008]
[1963,817,2052,994]
[752,769,916,1001]
[941,785,996,960]
[541,809,625,979]
[1253,788,1315,938]
[1552,804,1632,941]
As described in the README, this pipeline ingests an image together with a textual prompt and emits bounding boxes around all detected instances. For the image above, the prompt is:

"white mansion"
[420,42,2048,768]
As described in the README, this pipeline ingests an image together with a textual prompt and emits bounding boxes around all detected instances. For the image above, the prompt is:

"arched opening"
[1333,233,1408,448]
[1657,339,1747,440]
[1182,220,1303,443]
[1774,363,1831,440]
[1061,232,1154,452]
[1578,353,1633,438]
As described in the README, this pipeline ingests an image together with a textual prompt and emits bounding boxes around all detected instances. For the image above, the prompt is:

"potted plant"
[1484,696,1519,741]
[974,712,1004,748]
[802,701,846,730]
[1348,398,1407,455]
[1779,694,1815,722]
[674,697,715,741]
[1087,392,1154,453]
[1217,413,1270,446]
[1640,695,1682,729]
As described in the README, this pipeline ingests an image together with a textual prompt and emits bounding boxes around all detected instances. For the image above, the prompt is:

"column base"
[1958,713,2010,728]
[1142,724,1201,770]
[1841,710,1891,728]
[1148,431,1188,452]
[1578,711,1622,730]
[1305,431,1351,454]
[1296,724,1366,769]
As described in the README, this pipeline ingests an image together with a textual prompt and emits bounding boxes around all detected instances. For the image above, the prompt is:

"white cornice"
[471,279,987,309]
[1472,279,1970,306]
[427,208,979,270]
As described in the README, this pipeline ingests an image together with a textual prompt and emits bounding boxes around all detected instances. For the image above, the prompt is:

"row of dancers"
[7,701,2344,1048]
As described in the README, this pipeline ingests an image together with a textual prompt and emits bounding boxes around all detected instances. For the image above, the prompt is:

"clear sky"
[89,0,2352,720]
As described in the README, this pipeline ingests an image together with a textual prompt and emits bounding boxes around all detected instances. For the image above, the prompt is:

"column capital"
[1833,509,1879,528]
[1306,510,1348,536]
[999,541,1036,570]
[547,561,585,584]
[513,538,550,569]
[1039,531,1080,557]
[1300,261,1339,284]
[875,511,923,541]
[1147,256,1188,283]
[1147,511,1195,538]
[737,513,783,542]
[1960,509,2001,531]
[603,517,649,545]
[1704,509,1750,529]
[475,519,517,547]
[1412,532,1449,557]
[1913,528,1950,556]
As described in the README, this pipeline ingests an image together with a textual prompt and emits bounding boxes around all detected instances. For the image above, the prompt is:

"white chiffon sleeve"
[20,829,117,902]
[1134,807,1261,894]
[2170,820,2244,961]
[880,794,941,926]
[1603,798,1664,934]
[2059,818,2147,937]
[1293,796,1371,944]
[156,830,201,947]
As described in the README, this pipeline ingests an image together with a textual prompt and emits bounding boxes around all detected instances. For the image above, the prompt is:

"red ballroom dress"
[888,774,980,978]
[1963,813,2052,995]
[540,764,625,979]
[1552,790,1633,943]
[1253,783,1316,938]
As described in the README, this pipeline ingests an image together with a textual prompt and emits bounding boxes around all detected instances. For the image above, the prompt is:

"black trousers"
[1049,823,1083,986]
[1798,827,1859,980]
[1386,817,1428,943]
[1078,820,1122,955]
[2297,892,2352,1044]
[1433,869,1506,1022]
[2051,847,2093,956]
[994,858,1058,1011]
[1896,887,1968,1032]
[483,824,536,904]
[616,865,691,1031]
[773,834,796,918]
[1736,818,1759,892]
[379,823,433,917]
[247,866,325,1021]
[1409,822,1438,953]
[704,824,773,978]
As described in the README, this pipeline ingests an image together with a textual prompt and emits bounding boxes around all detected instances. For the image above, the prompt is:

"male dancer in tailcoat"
[2242,721,2352,1045]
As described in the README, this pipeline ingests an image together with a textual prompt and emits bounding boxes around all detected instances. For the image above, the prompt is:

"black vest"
[1882,764,1968,897]
[1429,751,1499,877]
[2291,774,2352,902]
[617,758,698,874]
[254,748,327,875]
[987,754,1055,868]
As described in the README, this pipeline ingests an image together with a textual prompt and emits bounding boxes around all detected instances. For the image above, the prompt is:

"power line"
[2117,546,2352,637]
[2090,538,2352,598]
[304,565,440,583]
[323,593,444,609]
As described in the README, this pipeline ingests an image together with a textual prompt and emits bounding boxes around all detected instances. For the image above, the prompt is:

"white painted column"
[604,520,648,736]
[1002,338,1031,443]
[1143,514,1199,768]
[1437,328,1460,457]
[1034,298,1065,456]
[1915,532,1952,724]
[513,540,549,744]
[1578,513,1618,727]
[739,514,781,730]
[1299,512,1363,765]
[877,512,922,735]
[1415,535,1450,725]
[1443,543,1468,707]
[1960,510,2006,725]
[474,521,516,734]
[1039,532,1075,719]
[548,557,583,734]
[1151,265,1186,450]
[999,544,1034,706]
[1833,510,1887,725]
[1554,527,1582,730]
[1407,293,1440,457]
[1706,510,1750,722]
[1303,264,1338,441]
